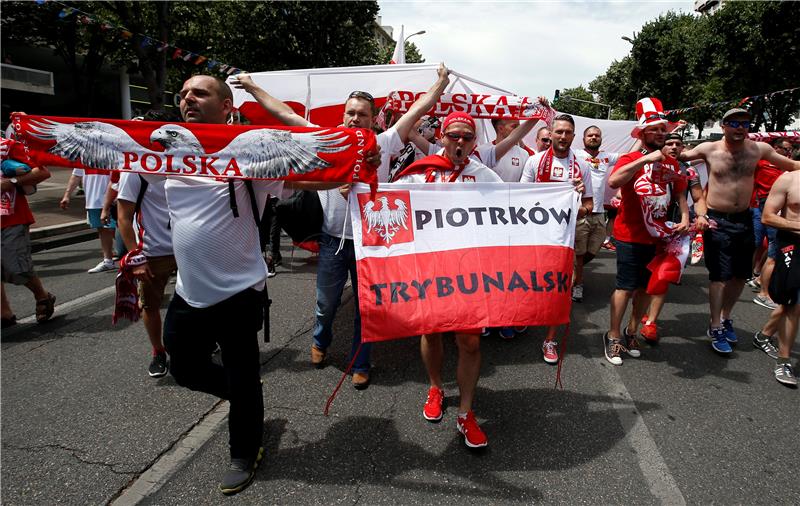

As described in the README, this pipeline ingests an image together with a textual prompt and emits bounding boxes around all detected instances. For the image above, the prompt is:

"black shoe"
[220,447,264,495]
[267,257,277,278]
[148,351,169,378]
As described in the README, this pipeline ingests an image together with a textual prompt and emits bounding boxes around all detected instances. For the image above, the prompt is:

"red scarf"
[387,92,556,123]
[536,147,580,182]
[11,114,378,187]
[391,154,466,183]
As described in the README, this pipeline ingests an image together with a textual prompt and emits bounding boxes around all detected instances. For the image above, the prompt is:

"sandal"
[1,315,17,329]
[35,293,56,323]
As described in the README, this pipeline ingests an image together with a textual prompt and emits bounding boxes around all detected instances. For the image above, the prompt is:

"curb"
[30,220,95,253]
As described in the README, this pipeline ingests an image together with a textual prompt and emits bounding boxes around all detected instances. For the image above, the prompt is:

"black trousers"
[164,288,264,460]
[263,196,282,261]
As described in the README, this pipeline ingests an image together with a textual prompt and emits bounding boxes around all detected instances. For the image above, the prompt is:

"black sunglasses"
[348,90,375,103]
[541,138,552,143]
[445,132,475,142]
[724,120,751,129]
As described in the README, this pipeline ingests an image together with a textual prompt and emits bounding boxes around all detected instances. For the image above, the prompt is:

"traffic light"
[554,89,560,100]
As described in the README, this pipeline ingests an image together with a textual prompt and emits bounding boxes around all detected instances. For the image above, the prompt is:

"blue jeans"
[313,233,371,373]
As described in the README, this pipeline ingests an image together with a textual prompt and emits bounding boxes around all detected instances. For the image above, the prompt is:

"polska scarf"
[387,92,556,123]
[536,147,581,182]
[391,154,466,183]
[633,150,685,240]
[10,114,378,187]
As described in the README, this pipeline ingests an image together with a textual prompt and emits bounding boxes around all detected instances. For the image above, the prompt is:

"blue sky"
[377,1,694,99]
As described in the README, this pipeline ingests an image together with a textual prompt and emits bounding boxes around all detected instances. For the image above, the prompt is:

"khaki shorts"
[574,213,607,256]
[138,255,177,310]
[1,224,35,285]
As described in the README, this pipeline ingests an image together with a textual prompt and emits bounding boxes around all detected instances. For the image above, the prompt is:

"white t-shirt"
[318,125,405,239]
[395,153,503,184]
[162,176,283,308]
[475,142,530,183]
[573,148,620,212]
[72,168,111,209]
[520,149,593,199]
[117,172,173,258]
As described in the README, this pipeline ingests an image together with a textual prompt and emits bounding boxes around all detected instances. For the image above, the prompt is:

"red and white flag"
[389,25,405,64]
[11,114,378,186]
[349,182,580,342]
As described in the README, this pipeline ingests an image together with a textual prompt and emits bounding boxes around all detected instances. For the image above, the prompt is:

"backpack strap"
[243,179,272,343]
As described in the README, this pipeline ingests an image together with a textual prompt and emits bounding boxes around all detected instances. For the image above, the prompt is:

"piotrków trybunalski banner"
[349,182,580,342]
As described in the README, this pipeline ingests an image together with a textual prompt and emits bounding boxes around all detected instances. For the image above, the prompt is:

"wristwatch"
[699,214,709,220]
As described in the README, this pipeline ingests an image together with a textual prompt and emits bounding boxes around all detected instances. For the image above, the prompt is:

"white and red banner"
[349,182,580,342]
[11,114,378,185]
[386,91,556,123]
[748,131,800,142]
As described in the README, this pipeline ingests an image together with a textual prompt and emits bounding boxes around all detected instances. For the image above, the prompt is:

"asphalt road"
[2,238,799,505]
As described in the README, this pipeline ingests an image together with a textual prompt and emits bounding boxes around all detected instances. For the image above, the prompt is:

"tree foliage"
[1,1,410,116]
[377,41,425,64]
[589,2,800,133]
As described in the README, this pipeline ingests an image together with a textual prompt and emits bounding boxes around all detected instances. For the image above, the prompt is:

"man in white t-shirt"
[117,173,175,379]
[232,64,451,389]
[572,126,623,301]
[475,118,537,183]
[521,114,593,364]
[160,75,290,496]
[393,111,501,450]
[60,168,117,273]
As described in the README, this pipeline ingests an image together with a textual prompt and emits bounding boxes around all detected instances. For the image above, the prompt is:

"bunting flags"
[664,87,800,116]
[43,0,244,75]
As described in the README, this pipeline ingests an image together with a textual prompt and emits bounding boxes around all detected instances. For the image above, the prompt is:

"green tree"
[2,1,386,115]
[590,2,800,134]
[553,85,610,119]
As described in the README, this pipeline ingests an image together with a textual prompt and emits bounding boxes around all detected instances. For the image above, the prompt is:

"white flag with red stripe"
[349,182,579,342]
[389,25,405,64]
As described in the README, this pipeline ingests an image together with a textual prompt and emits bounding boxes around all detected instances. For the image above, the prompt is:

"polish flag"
[349,182,580,342]
[389,25,405,64]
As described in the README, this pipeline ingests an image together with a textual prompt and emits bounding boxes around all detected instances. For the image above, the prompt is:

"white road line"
[593,346,687,505]
[111,403,229,506]
[17,285,117,324]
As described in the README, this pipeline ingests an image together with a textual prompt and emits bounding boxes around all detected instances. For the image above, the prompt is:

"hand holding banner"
[11,114,378,185]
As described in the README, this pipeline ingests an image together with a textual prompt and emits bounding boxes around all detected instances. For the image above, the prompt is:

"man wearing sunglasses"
[392,111,501,449]
[679,108,800,355]
[535,126,552,153]
[233,65,451,388]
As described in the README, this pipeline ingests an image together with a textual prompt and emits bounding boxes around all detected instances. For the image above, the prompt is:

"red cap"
[441,111,476,133]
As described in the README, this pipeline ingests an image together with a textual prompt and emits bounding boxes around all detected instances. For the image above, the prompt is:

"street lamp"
[621,36,634,44]
[405,30,426,43]
[559,95,613,120]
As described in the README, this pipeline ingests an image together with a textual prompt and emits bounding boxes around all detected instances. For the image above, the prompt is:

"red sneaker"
[542,339,559,364]
[456,411,488,448]
[640,315,648,325]
[423,386,444,422]
[640,321,658,344]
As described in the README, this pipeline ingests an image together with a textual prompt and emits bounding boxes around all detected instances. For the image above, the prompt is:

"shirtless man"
[679,108,800,354]
[757,170,800,386]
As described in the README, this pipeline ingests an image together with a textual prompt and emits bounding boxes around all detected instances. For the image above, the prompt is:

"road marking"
[110,403,229,506]
[17,285,117,325]
[593,344,687,505]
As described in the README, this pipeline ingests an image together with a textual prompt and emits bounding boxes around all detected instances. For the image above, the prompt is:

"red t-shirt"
[611,151,682,245]
[751,159,782,207]
[1,190,35,228]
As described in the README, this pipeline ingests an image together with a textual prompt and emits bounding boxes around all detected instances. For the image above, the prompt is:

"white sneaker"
[571,284,583,302]
[88,260,116,273]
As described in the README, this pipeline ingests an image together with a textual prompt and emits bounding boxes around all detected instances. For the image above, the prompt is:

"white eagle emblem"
[363,196,409,244]
[26,119,350,178]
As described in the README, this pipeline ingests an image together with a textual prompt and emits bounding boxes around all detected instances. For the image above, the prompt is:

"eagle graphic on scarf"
[632,156,683,240]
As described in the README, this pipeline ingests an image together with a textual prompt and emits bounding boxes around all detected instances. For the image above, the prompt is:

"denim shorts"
[704,209,755,282]
[614,239,657,291]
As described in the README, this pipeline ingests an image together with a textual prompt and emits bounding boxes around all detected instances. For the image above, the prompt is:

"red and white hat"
[631,97,668,138]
